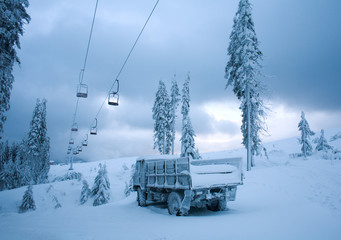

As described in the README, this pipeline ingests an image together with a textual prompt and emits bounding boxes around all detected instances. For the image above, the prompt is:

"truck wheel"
[168,192,183,216]
[207,199,226,211]
[137,188,147,207]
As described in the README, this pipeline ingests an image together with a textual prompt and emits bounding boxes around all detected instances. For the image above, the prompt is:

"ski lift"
[69,138,74,145]
[73,149,79,155]
[77,146,82,152]
[67,150,71,155]
[82,134,88,146]
[76,69,88,98]
[77,83,88,98]
[108,79,119,106]
[90,118,97,135]
[71,123,78,132]
[68,146,72,151]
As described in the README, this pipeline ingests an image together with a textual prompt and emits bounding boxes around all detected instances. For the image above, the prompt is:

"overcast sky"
[4,0,341,162]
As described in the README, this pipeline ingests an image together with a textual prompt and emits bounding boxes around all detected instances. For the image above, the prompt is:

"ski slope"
[0,130,341,240]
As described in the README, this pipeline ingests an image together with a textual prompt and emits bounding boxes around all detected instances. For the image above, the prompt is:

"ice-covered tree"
[92,164,110,206]
[224,0,266,170]
[152,80,171,154]
[169,76,180,155]
[180,74,200,159]
[25,99,50,183]
[298,111,315,158]
[80,180,91,204]
[316,129,332,152]
[19,183,36,213]
[0,0,30,136]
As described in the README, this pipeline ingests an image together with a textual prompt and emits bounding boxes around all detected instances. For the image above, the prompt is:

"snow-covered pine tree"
[19,183,36,213]
[298,111,315,158]
[92,164,110,206]
[316,129,333,152]
[224,0,266,170]
[180,74,200,159]
[169,76,180,155]
[0,0,30,136]
[25,99,50,183]
[152,80,171,155]
[80,180,91,204]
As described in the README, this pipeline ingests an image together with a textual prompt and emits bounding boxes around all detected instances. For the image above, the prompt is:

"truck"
[132,155,243,216]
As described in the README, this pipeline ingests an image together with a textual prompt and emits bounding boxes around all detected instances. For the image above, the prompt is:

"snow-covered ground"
[1,129,341,240]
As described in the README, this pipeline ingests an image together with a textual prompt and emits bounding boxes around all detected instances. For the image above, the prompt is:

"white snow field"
[1,129,341,240]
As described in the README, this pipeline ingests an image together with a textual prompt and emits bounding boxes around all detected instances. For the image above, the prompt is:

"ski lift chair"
[90,118,97,135]
[82,134,88,146]
[77,83,88,98]
[67,150,71,155]
[73,149,79,155]
[69,138,74,145]
[71,123,78,132]
[108,92,119,106]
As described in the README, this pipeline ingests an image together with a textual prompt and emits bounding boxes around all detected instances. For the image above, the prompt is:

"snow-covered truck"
[133,156,243,216]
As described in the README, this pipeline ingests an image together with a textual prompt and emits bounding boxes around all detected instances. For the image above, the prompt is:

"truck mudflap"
[180,190,192,215]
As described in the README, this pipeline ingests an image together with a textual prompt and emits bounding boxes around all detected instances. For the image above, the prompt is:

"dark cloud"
[3,0,341,161]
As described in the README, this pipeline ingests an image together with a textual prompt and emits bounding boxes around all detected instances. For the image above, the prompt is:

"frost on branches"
[19,183,36,213]
[315,129,333,152]
[152,80,171,155]
[80,180,91,205]
[180,74,200,159]
[24,99,50,183]
[0,0,30,135]
[92,164,110,206]
[169,77,180,155]
[298,111,315,158]
[224,0,267,167]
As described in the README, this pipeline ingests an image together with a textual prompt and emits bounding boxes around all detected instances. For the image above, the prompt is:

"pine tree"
[316,129,332,152]
[0,0,30,136]
[92,164,110,206]
[152,80,171,154]
[80,180,91,204]
[298,111,315,158]
[169,76,180,155]
[224,0,266,170]
[180,74,200,159]
[19,183,36,213]
[25,99,50,183]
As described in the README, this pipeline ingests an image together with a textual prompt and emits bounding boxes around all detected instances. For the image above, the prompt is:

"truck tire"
[168,192,185,216]
[207,198,226,211]
[137,188,147,207]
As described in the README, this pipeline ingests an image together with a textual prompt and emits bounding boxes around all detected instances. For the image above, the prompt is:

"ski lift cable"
[79,0,99,84]
[90,0,160,128]
[67,0,99,148]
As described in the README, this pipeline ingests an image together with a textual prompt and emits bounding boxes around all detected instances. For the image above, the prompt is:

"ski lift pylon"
[90,118,97,135]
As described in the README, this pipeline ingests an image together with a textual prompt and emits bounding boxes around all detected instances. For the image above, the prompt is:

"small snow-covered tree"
[298,111,315,158]
[152,80,171,154]
[224,0,266,170]
[0,0,30,136]
[80,180,91,204]
[25,99,50,183]
[316,129,333,152]
[169,77,180,155]
[92,164,110,206]
[180,74,200,159]
[19,183,36,213]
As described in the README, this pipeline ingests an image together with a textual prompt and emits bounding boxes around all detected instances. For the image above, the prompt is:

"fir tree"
[298,111,315,158]
[180,74,200,159]
[152,80,171,154]
[92,164,110,206]
[316,129,333,152]
[225,0,266,169]
[169,76,180,155]
[0,0,30,135]
[80,180,91,205]
[25,99,50,183]
[19,183,36,213]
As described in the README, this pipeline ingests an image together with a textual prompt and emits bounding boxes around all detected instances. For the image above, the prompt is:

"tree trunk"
[246,84,251,171]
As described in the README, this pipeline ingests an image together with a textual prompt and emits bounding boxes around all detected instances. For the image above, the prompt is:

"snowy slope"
[0,129,341,240]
